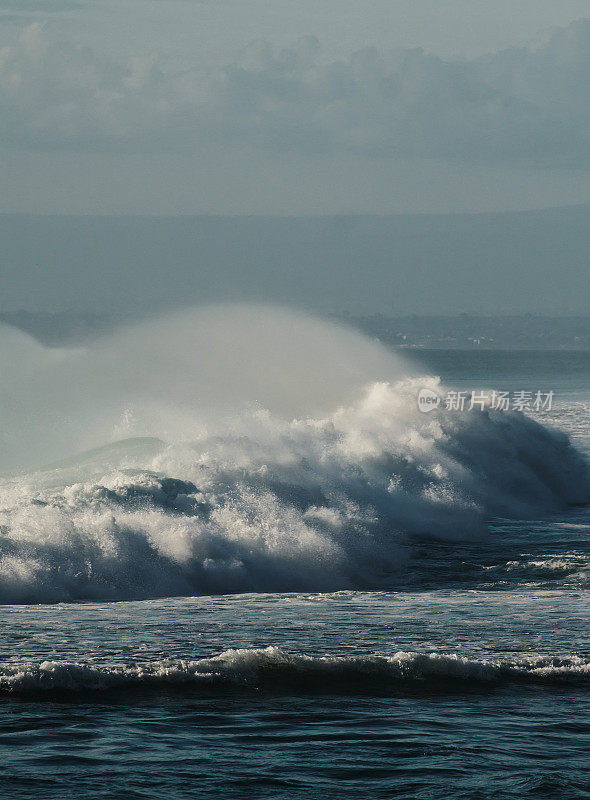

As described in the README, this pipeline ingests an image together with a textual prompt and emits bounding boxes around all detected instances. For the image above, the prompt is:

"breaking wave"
[1,647,588,696]
[0,306,588,603]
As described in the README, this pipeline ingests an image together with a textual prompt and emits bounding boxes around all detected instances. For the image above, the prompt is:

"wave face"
[0,306,588,603]
[0,380,587,603]
[1,648,588,696]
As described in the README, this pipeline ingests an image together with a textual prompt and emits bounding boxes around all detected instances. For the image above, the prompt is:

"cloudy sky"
[3,0,590,214]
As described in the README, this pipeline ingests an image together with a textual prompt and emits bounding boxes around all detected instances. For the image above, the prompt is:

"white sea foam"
[1,647,588,695]
[0,306,588,602]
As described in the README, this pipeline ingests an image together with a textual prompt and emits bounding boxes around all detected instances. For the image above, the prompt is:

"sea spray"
[0,305,406,472]
[0,306,588,602]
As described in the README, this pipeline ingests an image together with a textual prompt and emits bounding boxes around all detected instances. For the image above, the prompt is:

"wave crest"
[0,379,587,603]
[2,647,588,696]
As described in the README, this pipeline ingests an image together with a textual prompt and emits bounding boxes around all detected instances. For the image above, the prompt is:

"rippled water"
[1,349,589,800]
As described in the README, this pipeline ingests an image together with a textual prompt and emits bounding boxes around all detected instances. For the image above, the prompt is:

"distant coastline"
[345,313,590,351]
[2,309,590,350]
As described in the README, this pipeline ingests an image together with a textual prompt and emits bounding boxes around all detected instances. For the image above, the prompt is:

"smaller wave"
[1,648,588,697]
[478,553,590,589]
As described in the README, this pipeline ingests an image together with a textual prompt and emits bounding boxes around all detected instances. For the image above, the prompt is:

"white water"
[0,306,588,603]
[1,647,588,695]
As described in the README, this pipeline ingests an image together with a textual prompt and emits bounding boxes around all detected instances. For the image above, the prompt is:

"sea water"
[0,310,588,799]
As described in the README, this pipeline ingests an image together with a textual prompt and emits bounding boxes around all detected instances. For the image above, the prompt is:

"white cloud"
[2,19,590,165]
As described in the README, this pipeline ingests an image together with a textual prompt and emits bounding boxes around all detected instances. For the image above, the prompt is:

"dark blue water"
[3,690,588,800]
[1,350,589,800]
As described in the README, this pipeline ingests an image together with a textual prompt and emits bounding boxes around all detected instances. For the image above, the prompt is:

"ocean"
[0,309,588,799]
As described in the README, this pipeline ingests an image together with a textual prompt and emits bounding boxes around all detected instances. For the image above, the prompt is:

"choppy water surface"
[0,319,589,800]
[1,587,588,800]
